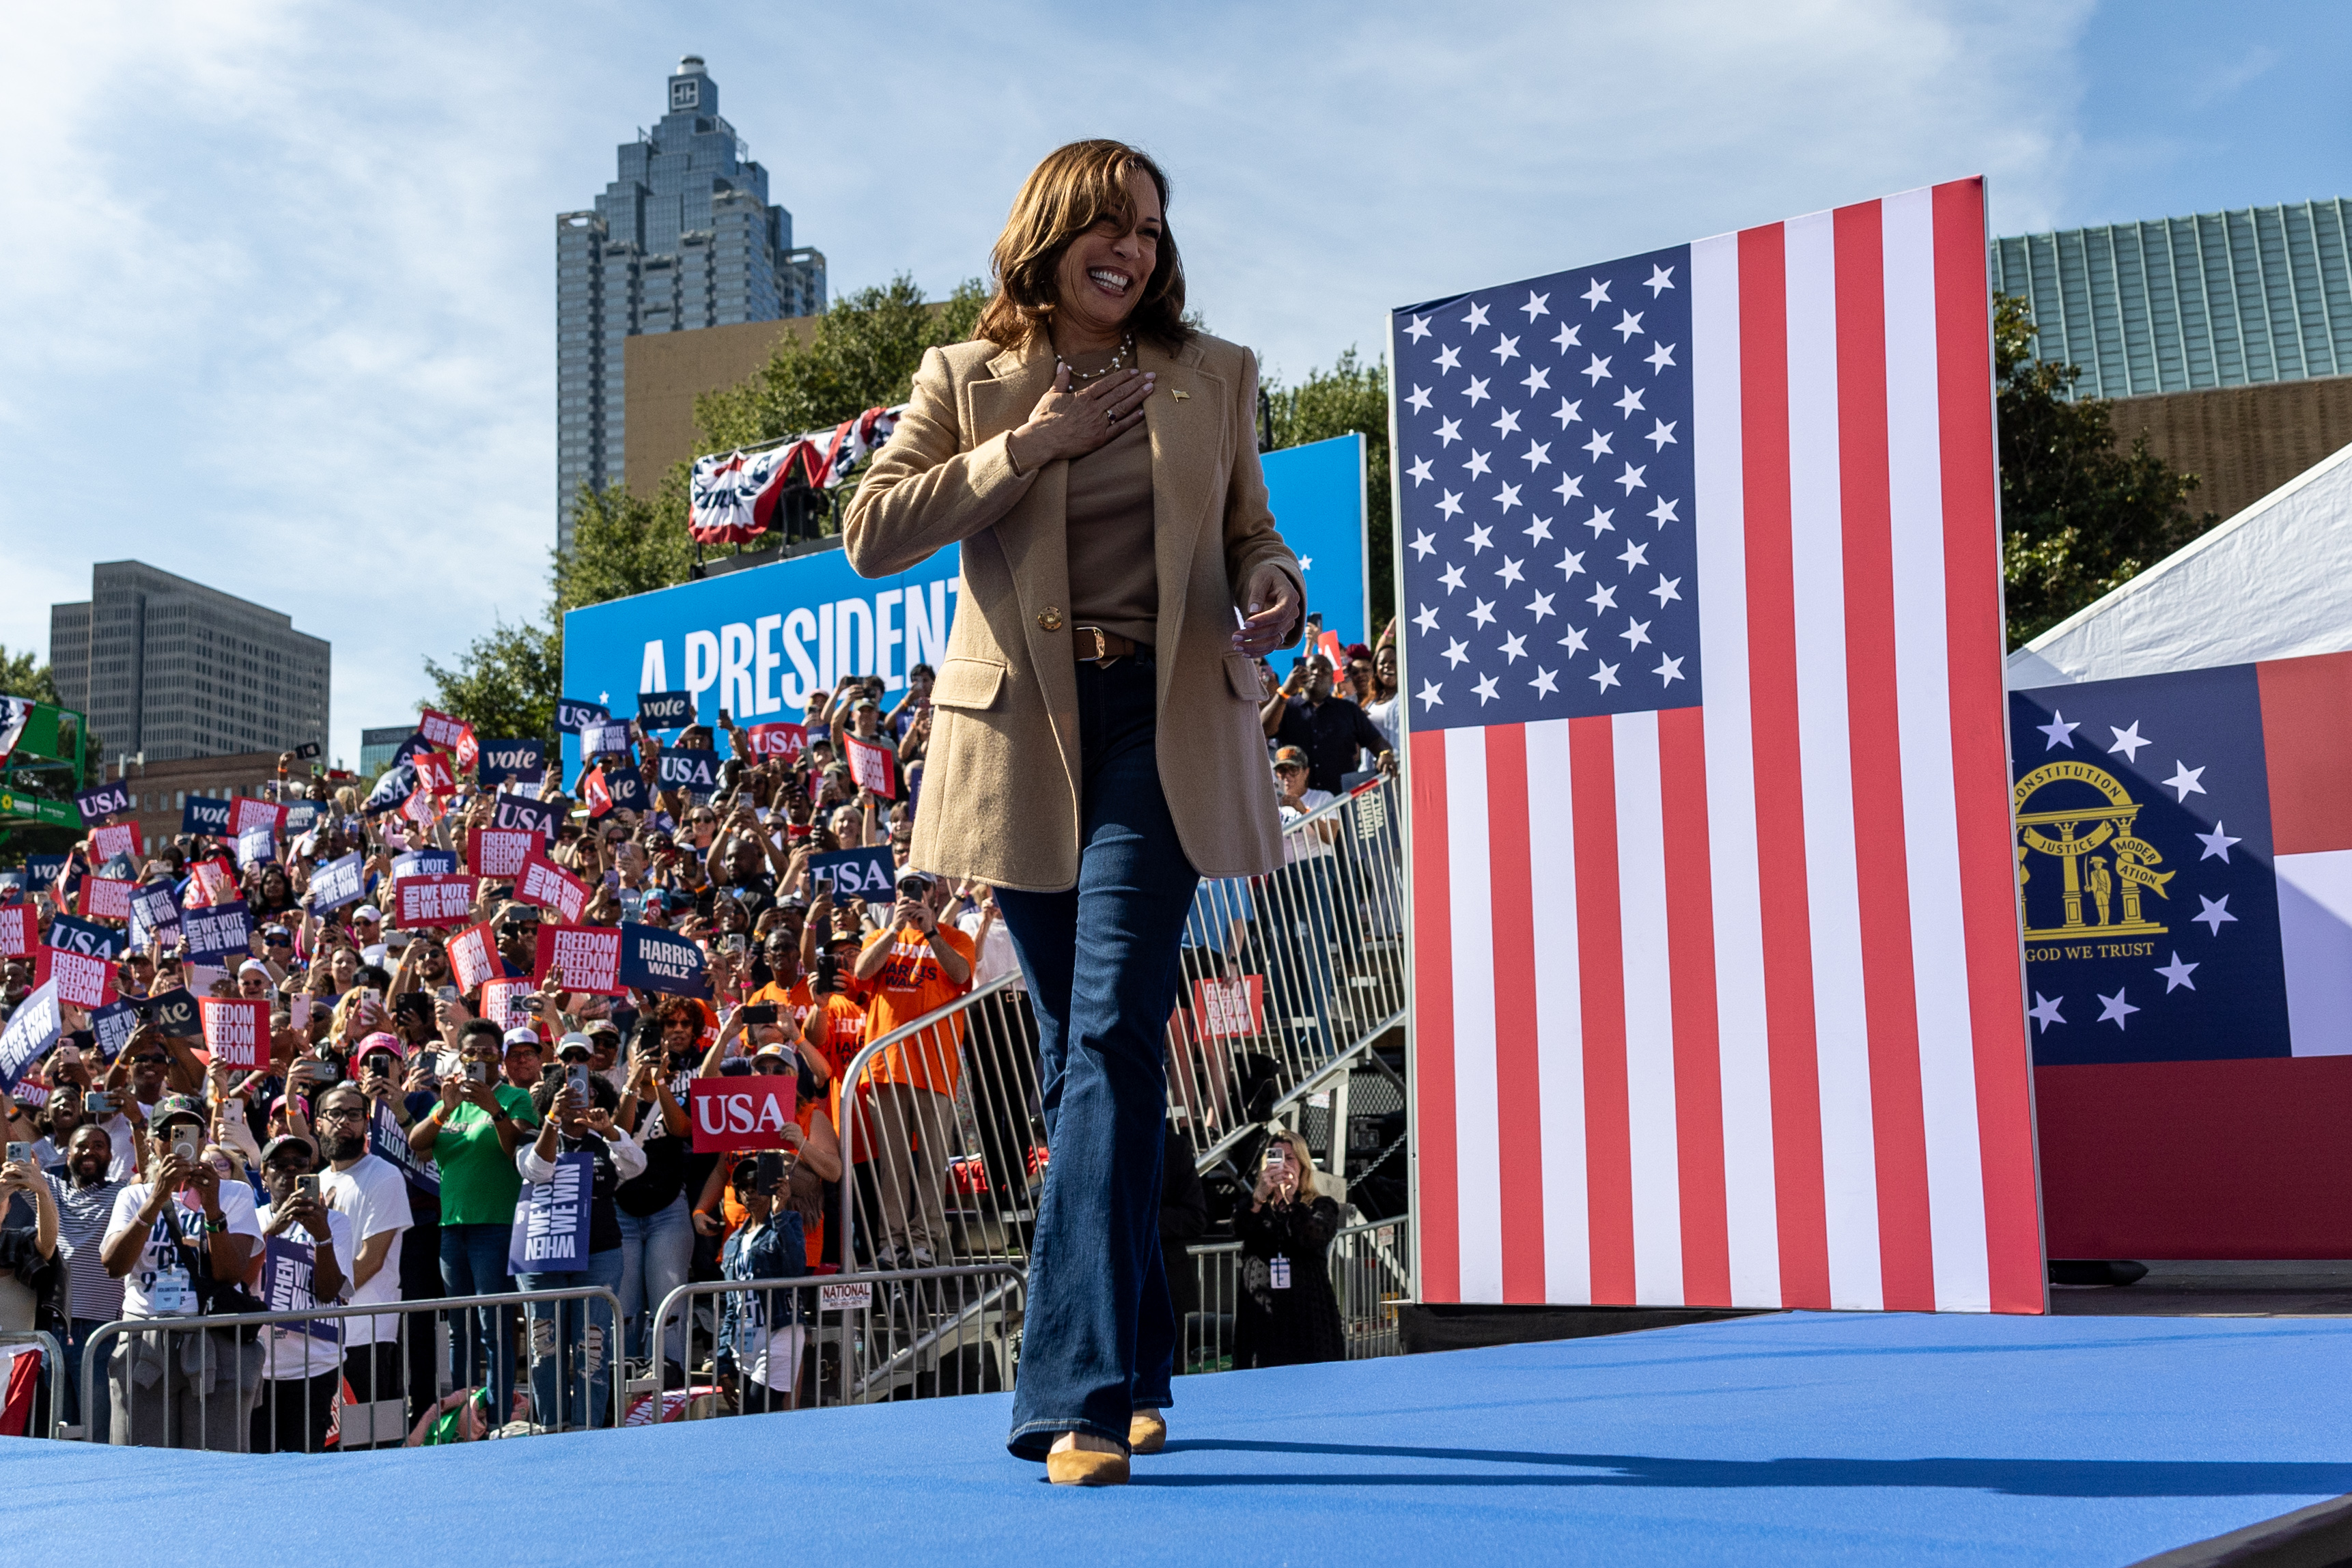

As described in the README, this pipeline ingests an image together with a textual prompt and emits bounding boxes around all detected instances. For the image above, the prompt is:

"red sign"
[534,923,624,996]
[467,827,538,880]
[229,799,287,839]
[514,850,589,923]
[89,822,143,863]
[412,752,458,797]
[744,723,808,762]
[1194,975,1265,1038]
[480,977,534,1032]
[447,921,500,992]
[402,788,439,826]
[690,1076,798,1153]
[0,906,30,956]
[199,996,268,1069]
[37,945,117,1009]
[843,733,897,799]
[184,857,239,909]
[419,708,469,748]
[394,874,479,929]
[582,768,613,818]
[79,877,135,921]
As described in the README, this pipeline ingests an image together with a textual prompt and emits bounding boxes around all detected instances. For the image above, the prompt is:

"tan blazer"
[844,331,1306,893]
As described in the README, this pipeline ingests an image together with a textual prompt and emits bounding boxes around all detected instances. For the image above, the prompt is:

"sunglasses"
[753,1059,790,1074]
[128,1054,169,1066]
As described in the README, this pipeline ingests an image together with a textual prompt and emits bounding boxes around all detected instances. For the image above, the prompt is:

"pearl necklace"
[1056,333,1135,387]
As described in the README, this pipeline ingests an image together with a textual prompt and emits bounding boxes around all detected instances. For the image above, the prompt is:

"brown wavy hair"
[975,139,1190,352]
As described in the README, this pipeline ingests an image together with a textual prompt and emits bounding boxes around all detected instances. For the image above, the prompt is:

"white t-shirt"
[957,908,1022,991]
[319,1154,413,1345]
[102,1180,265,1319]
[254,1203,354,1381]
[1279,789,1339,863]
[99,1112,143,1182]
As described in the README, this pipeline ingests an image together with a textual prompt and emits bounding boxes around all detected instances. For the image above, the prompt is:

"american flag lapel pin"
[1171,390,1190,401]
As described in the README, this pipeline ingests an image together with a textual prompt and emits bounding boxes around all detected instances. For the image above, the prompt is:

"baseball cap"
[357,1031,404,1059]
[1273,746,1309,770]
[152,1093,208,1131]
[238,959,270,978]
[583,1018,621,1041]
[269,1093,311,1119]
[555,1032,595,1062]
[260,1134,316,1166]
[751,1040,789,1060]
[353,904,382,922]
[502,1026,543,1052]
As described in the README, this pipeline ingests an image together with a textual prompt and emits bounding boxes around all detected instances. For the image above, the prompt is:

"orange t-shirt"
[862,924,976,1095]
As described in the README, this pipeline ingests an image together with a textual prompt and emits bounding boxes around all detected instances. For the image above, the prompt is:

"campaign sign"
[533,924,624,996]
[76,780,132,823]
[262,1235,339,1343]
[92,998,141,1063]
[419,708,471,749]
[94,851,139,883]
[743,723,808,762]
[468,827,537,881]
[515,851,589,923]
[364,763,417,815]
[46,914,126,959]
[582,721,632,759]
[0,981,60,1091]
[603,767,647,813]
[480,977,535,1032]
[1194,975,1266,1038]
[657,748,720,798]
[0,906,32,955]
[182,796,234,837]
[809,845,895,899]
[447,922,501,993]
[184,857,239,909]
[412,752,457,798]
[391,848,458,879]
[236,827,277,869]
[509,1151,592,1272]
[183,899,254,964]
[229,799,286,839]
[88,822,142,864]
[843,733,897,799]
[618,922,709,998]
[143,988,199,1039]
[636,690,696,731]
[78,876,135,921]
[367,1102,439,1195]
[557,699,610,734]
[0,871,21,904]
[128,882,180,949]
[493,796,560,840]
[478,739,547,787]
[309,853,365,912]
[282,800,322,837]
[394,875,478,929]
[689,1076,796,1153]
[199,996,268,1069]
[36,946,115,1009]
[25,856,67,889]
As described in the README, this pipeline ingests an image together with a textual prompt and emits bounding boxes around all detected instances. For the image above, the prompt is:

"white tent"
[2004,440,2352,689]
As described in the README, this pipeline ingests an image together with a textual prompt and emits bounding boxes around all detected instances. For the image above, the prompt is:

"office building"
[1992,198,2352,400]
[359,725,415,774]
[48,561,330,763]
[556,54,826,551]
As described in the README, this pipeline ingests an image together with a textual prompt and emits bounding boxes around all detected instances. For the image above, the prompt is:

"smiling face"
[1050,167,1163,351]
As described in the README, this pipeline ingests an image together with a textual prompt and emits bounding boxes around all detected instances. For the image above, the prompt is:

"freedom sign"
[183,899,254,964]
[690,1076,797,1153]
[76,780,132,822]
[467,827,537,880]
[1193,975,1265,1038]
[636,690,696,731]
[657,748,720,798]
[78,876,135,921]
[809,845,895,899]
[447,922,501,993]
[182,796,234,837]
[0,982,60,1091]
[36,946,116,1009]
[534,924,624,996]
[478,738,547,787]
[394,875,478,929]
[742,723,807,761]
[843,733,897,800]
[309,853,365,912]
[480,977,535,1033]
[89,822,141,863]
[199,996,268,1069]
[557,698,610,733]
[0,906,31,955]
[617,921,708,998]
[514,851,589,923]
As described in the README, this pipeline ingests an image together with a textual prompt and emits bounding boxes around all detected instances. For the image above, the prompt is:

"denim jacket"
[716,1212,808,1363]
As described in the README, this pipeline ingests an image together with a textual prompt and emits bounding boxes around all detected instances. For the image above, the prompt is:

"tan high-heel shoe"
[1128,1410,1167,1454]
[1046,1436,1132,1486]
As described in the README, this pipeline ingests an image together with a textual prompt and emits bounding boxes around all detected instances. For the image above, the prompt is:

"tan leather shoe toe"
[1128,1410,1167,1454]
[1046,1448,1132,1486]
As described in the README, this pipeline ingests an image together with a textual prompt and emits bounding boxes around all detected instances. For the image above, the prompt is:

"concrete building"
[359,725,415,774]
[48,561,330,764]
[556,54,826,551]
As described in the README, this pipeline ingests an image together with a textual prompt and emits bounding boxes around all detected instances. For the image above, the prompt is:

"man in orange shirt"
[853,871,974,1268]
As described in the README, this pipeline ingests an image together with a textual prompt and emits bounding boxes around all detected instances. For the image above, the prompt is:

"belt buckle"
[1077,626,1120,667]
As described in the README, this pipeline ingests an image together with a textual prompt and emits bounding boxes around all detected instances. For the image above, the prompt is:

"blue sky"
[1,0,2343,768]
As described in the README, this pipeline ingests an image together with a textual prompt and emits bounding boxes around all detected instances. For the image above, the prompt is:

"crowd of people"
[0,627,1399,1449]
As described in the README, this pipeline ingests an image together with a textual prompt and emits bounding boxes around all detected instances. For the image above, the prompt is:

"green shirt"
[433,1084,541,1226]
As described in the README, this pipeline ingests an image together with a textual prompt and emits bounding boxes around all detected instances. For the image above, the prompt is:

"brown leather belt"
[1072,626,1145,664]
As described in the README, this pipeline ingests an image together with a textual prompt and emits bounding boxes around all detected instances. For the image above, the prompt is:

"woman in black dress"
[1233,1128,1345,1368]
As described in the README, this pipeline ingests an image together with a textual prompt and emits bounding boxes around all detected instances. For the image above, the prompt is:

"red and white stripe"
[1409,178,2043,1313]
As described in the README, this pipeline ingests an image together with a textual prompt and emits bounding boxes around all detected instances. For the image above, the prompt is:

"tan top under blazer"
[843,330,1307,894]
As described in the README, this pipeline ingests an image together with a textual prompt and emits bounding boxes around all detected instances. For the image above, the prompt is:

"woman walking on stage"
[847,139,1304,1486]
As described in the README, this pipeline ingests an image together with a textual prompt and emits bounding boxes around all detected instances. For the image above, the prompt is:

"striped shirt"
[46,1173,128,1323]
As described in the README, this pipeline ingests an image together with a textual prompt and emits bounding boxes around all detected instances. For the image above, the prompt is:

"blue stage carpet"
[8,1311,2351,1566]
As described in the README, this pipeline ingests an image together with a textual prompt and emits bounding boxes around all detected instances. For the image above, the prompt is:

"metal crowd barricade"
[1184,1241,1242,1375]
[79,1286,624,1452]
[833,775,1408,1274]
[641,1263,1024,1419]
[0,1330,66,1440]
[1180,1214,1412,1373]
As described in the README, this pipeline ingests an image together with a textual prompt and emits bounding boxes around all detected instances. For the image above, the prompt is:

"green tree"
[1263,349,1394,634]
[1997,293,2214,647]
[552,473,699,617]
[0,645,59,705]
[421,618,562,750]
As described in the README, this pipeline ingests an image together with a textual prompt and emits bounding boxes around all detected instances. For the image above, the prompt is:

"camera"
[4,1142,30,1167]
[170,1131,200,1166]
[566,1064,590,1101]
[895,871,932,901]
[295,1174,320,1203]
[742,1004,778,1026]
[467,1062,491,1086]
[721,933,748,954]
[86,1092,112,1116]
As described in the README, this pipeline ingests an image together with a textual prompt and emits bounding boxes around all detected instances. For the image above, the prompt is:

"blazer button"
[1037,608,1064,632]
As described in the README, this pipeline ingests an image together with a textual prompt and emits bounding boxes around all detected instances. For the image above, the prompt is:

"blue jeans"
[615,1195,695,1366]
[995,656,1201,1458]
[61,1317,110,1442]
[439,1223,517,1422]
[517,1246,626,1431]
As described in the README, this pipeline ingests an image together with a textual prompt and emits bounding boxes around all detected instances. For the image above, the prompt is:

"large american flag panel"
[1398,178,2044,1314]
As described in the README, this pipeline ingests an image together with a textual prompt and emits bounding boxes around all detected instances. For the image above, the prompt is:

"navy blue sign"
[92,998,142,1063]
[657,748,720,798]
[617,921,710,998]
[604,767,647,813]
[96,852,138,881]
[509,1151,591,1272]
[76,781,131,822]
[389,733,432,767]
[368,1103,440,1196]
[493,796,559,839]
[2010,663,2288,1066]
[310,853,366,912]
[142,988,199,1038]
[557,699,611,733]
[183,899,255,964]
[182,796,234,836]
[0,987,60,1093]
[809,845,895,899]
[478,739,548,787]
[391,848,457,879]
[282,800,322,836]
[128,882,180,947]
[24,856,66,888]
[363,764,415,817]
[582,722,633,759]
[636,690,696,731]
[47,914,127,959]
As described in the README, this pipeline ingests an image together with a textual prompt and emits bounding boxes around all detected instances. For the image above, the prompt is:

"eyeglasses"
[753,1059,789,1074]
[316,1106,366,1124]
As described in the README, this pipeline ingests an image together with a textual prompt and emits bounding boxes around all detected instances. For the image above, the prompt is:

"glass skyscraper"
[1993,198,2351,400]
[556,55,826,550]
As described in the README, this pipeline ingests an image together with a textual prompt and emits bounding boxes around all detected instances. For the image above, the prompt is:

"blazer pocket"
[934,657,1009,711]
[1224,653,1263,701]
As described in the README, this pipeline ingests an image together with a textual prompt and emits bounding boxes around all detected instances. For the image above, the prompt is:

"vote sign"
[514,851,589,923]
[182,796,233,837]
[690,1076,798,1153]
[394,875,479,929]
[182,899,254,964]
[636,690,696,731]
[309,853,365,912]
[477,739,547,787]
